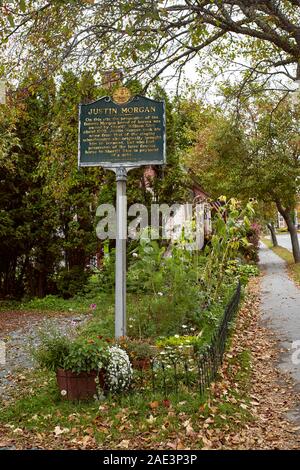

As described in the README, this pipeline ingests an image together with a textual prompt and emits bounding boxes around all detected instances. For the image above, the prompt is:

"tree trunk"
[267,222,278,247]
[286,215,300,264]
[276,201,300,263]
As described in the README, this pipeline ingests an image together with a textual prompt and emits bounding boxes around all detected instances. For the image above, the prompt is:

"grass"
[0,349,253,449]
[261,237,300,285]
[0,291,114,315]
[0,277,254,448]
[0,259,257,447]
[0,273,116,314]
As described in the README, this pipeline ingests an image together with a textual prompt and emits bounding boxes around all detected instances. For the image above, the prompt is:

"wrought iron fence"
[132,282,242,397]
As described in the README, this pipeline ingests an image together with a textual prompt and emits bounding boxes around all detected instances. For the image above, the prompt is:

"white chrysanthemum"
[105,346,133,393]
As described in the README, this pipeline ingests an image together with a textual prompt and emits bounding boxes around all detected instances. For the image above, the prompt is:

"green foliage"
[77,312,115,340]
[93,248,115,294]
[30,328,71,372]
[225,261,259,286]
[125,289,188,339]
[156,334,204,354]
[180,92,299,256]
[31,328,110,374]
[0,73,100,298]
[125,238,240,340]
[2,0,298,98]
[56,266,90,299]
[127,240,167,294]
[1,73,191,299]
[242,223,261,263]
[0,78,61,298]
[202,198,255,299]
[63,337,109,374]
[0,106,20,171]
[125,239,206,338]
[181,106,249,200]
[117,338,156,361]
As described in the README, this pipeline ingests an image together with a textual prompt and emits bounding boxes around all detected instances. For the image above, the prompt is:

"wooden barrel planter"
[56,368,105,401]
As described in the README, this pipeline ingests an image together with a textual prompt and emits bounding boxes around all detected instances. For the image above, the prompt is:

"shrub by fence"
[132,282,242,397]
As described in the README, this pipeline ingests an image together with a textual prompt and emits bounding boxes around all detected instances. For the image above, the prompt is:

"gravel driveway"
[0,312,90,402]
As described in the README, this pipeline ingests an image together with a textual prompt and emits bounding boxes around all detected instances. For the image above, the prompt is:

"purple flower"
[90,303,97,310]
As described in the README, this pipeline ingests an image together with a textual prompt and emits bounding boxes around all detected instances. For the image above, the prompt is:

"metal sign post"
[0,81,6,105]
[78,88,166,339]
[115,167,127,338]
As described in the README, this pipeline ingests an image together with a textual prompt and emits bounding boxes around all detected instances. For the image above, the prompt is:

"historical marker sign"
[78,90,166,339]
[78,94,166,168]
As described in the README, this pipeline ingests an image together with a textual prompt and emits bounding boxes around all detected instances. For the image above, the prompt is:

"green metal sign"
[78,95,166,168]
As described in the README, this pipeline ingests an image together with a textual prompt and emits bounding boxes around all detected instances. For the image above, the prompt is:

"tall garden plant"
[203,197,255,300]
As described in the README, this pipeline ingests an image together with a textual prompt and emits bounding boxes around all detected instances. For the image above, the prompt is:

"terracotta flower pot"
[56,368,105,401]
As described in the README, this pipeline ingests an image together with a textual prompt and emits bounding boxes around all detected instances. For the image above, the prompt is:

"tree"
[0,68,191,298]
[183,93,300,262]
[1,1,300,93]
[247,96,300,262]
[257,201,279,247]
[36,71,105,296]
[0,71,103,298]
[0,77,61,297]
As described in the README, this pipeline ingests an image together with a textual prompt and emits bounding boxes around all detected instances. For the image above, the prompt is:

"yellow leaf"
[118,439,130,449]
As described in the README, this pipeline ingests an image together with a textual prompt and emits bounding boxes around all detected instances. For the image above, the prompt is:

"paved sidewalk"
[259,243,300,410]
[269,233,300,253]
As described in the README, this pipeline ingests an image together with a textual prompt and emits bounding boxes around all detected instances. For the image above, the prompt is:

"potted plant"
[118,338,156,370]
[57,337,109,400]
[31,332,109,400]
[31,330,133,400]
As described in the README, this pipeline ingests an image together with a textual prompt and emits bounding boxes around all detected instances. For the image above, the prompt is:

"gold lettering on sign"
[121,106,156,114]
[88,108,117,116]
